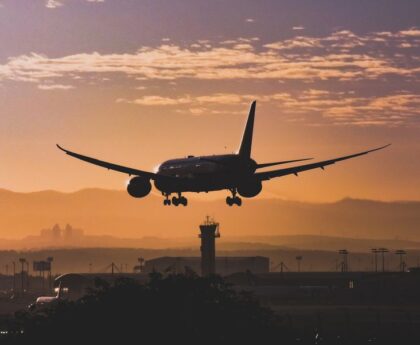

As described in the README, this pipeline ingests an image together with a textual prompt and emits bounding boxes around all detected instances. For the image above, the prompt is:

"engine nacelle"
[237,180,262,198]
[127,177,152,198]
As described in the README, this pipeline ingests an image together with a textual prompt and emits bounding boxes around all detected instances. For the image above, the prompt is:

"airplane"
[29,282,64,310]
[57,101,390,207]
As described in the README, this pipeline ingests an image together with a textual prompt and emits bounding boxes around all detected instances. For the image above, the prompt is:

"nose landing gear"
[226,189,242,206]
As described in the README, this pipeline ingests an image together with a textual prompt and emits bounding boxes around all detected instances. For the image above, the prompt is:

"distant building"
[63,224,84,240]
[40,224,84,242]
[144,256,270,276]
[52,224,61,240]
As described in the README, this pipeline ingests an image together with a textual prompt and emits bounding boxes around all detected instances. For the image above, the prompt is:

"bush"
[11,272,282,344]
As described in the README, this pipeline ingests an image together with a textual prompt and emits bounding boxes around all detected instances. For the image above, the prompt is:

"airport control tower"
[199,216,220,276]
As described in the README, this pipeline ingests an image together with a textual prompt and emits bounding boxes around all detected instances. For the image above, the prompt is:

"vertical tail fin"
[238,100,256,158]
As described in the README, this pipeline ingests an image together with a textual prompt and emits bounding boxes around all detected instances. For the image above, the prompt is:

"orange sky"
[0,0,419,202]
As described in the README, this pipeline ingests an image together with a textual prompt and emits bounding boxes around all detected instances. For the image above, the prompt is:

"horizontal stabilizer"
[256,158,313,169]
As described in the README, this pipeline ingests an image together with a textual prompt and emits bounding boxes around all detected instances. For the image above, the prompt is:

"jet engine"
[237,179,262,198]
[127,176,152,198]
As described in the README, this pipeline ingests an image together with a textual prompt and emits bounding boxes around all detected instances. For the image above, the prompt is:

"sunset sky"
[0,0,419,202]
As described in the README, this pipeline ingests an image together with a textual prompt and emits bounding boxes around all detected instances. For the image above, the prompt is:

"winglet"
[238,100,256,158]
[367,143,391,153]
[56,144,66,152]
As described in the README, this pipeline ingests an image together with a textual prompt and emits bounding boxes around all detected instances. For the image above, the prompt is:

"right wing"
[256,158,313,169]
[57,144,160,180]
[255,144,390,181]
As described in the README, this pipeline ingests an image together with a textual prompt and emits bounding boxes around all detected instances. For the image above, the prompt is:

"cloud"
[0,27,419,128]
[2,27,419,85]
[45,0,104,8]
[245,18,255,23]
[292,26,305,31]
[37,83,74,90]
[118,95,191,106]
[118,93,254,106]
[120,91,420,127]
[399,28,420,37]
[264,36,322,49]
[45,0,63,9]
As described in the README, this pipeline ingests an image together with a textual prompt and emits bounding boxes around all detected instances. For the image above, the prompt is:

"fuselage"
[154,154,257,193]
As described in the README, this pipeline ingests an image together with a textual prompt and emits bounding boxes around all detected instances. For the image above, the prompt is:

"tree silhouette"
[8,272,282,344]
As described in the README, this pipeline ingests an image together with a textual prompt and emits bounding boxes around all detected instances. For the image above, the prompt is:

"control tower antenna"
[199,216,220,277]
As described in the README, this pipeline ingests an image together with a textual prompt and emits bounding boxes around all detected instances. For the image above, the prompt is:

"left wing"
[255,144,390,181]
[57,144,160,180]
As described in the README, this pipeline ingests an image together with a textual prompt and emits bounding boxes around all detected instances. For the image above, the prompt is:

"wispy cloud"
[45,0,63,9]
[1,28,419,85]
[399,28,420,37]
[1,27,419,127]
[45,0,104,8]
[292,26,305,31]
[37,83,74,90]
[119,90,420,127]
[118,93,253,106]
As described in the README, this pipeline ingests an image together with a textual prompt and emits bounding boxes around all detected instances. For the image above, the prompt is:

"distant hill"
[2,232,420,253]
[0,188,418,241]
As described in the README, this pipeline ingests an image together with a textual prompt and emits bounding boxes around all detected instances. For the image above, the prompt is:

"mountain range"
[0,188,418,243]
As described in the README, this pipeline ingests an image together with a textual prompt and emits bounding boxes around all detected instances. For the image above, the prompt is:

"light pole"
[339,249,349,272]
[19,258,26,293]
[138,258,145,273]
[47,257,54,290]
[371,248,379,272]
[12,262,16,292]
[377,248,388,272]
[25,261,30,290]
[296,256,303,272]
[395,250,407,272]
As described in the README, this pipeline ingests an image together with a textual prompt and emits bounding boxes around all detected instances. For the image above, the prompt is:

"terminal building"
[143,256,270,276]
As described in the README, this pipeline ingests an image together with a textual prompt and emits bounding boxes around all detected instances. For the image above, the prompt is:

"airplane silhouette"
[57,101,389,206]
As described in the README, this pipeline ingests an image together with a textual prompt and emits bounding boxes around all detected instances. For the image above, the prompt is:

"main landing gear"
[226,188,242,206]
[163,193,188,206]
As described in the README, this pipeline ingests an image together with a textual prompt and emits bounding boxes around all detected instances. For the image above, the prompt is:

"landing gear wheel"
[226,196,233,206]
[226,188,242,206]
[172,196,179,206]
[163,195,171,206]
[234,197,242,206]
[180,196,188,206]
